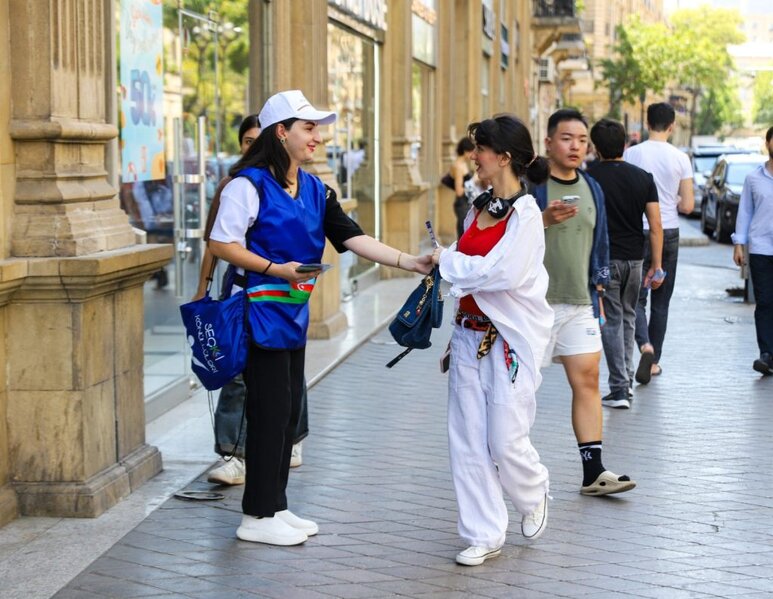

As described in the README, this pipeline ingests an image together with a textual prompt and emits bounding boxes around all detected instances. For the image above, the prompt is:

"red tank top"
[457,210,512,315]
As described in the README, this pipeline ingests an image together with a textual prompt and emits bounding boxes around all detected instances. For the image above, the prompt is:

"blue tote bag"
[179,289,249,391]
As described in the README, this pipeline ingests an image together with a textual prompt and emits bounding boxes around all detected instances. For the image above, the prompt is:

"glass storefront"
[411,1,438,227]
[117,1,248,414]
[327,21,380,299]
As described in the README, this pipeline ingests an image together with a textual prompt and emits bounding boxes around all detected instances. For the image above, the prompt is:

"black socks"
[578,441,605,487]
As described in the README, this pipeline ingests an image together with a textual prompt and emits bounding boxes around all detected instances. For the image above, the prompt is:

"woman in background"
[442,137,475,238]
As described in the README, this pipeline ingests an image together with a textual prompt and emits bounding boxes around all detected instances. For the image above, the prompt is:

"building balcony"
[534,0,576,19]
[533,0,581,55]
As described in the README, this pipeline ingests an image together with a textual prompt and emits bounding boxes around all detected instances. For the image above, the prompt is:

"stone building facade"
[0,0,542,526]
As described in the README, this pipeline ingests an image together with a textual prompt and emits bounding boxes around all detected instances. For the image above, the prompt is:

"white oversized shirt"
[439,195,554,390]
[623,140,693,229]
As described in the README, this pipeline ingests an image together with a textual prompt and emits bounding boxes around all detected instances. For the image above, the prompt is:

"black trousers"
[750,253,773,357]
[241,344,305,517]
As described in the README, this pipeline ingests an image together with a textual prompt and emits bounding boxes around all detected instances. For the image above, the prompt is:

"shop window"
[328,22,380,295]
[411,60,436,232]
[481,55,491,116]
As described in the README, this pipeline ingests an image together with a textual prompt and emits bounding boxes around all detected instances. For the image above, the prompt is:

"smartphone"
[439,343,451,373]
[295,263,332,273]
[425,220,439,248]
[561,195,580,205]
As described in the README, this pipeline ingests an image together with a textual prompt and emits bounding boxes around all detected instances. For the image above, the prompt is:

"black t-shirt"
[586,161,658,260]
[323,184,365,253]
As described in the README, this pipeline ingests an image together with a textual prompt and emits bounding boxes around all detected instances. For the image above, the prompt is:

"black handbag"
[386,267,443,367]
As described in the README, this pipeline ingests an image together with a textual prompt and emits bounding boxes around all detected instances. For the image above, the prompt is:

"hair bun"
[526,155,550,185]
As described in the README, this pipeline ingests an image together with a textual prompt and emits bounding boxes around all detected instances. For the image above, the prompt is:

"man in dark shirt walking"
[588,119,664,409]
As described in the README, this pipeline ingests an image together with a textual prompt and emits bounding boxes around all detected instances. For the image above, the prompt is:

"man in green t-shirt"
[533,109,635,497]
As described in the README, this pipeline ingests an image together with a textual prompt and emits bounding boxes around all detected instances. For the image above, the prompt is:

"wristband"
[261,261,273,275]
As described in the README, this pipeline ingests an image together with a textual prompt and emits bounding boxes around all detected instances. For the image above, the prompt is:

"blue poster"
[120,0,165,182]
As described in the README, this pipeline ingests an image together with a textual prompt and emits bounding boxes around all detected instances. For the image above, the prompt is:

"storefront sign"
[329,0,388,31]
[120,0,165,182]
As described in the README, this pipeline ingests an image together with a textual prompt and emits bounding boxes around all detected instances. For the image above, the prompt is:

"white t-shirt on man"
[623,140,693,229]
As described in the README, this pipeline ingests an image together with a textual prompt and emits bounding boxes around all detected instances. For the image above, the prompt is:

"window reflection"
[328,23,378,297]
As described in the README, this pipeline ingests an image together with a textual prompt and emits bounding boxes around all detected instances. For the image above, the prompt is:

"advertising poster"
[120,0,165,182]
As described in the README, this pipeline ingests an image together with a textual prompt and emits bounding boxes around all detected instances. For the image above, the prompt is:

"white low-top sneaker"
[455,545,502,566]
[236,515,307,545]
[290,442,302,468]
[521,493,548,540]
[276,509,318,536]
[207,457,245,486]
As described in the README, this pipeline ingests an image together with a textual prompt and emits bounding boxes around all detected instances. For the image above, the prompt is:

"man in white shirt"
[732,126,773,375]
[623,103,693,385]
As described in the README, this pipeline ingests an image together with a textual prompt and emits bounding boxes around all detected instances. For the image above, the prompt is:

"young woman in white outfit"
[431,115,554,566]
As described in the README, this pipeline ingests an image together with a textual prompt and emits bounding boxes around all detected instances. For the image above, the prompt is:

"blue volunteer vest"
[237,166,326,350]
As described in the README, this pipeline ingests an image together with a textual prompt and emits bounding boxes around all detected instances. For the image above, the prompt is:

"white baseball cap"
[258,90,337,129]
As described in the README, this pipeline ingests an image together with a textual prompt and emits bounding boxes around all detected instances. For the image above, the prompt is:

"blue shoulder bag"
[179,269,249,390]
[386,267,443,368]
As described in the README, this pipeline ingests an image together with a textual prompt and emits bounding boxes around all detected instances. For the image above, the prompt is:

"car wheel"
[716,202,732,244]
[701,201,713,237]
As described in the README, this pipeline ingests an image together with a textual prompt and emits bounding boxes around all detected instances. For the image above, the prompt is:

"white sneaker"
[276,509,318,536]
[290,442,302,468]
[521,493,548,540]
[236,515,307,545]
[455,545,502,566]
[207,457,245,485]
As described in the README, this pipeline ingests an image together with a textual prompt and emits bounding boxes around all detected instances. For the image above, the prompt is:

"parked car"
[689,146,750,216]
[700,153,766,243]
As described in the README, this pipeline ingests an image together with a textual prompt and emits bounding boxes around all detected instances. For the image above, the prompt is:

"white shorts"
[542,303,602,367]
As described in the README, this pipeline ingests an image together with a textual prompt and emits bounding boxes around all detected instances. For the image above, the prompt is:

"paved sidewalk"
[51,238,773,599]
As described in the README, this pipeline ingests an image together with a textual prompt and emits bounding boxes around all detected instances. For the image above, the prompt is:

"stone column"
[381,0,428,276]
[436,1,459,244]
[1,0,172,518]
[250,0,346,339]
[0,263,25,527]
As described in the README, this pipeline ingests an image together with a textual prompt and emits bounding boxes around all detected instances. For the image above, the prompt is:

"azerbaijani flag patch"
[247,280,316,304]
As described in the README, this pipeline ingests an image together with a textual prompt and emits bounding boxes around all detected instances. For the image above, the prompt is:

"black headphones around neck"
[473,188,528,219]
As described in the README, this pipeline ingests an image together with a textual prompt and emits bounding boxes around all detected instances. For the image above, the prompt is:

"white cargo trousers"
[448,323,549,548]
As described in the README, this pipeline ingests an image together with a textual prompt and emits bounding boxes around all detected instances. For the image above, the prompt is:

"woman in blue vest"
[209,90,432,546]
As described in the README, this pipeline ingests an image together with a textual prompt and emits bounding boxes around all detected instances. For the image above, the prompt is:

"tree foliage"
[668,7,744,138]
[668,7,744,90]
[598,7,745,138]
[599,18,673,121]
[162,0,249,154]
[752,72,773,126]
[696,81,743,135]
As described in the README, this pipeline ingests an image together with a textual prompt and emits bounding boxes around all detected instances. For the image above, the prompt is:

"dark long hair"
[467,115,550,185]
[238,114,261,145]
[229,118,298,188]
